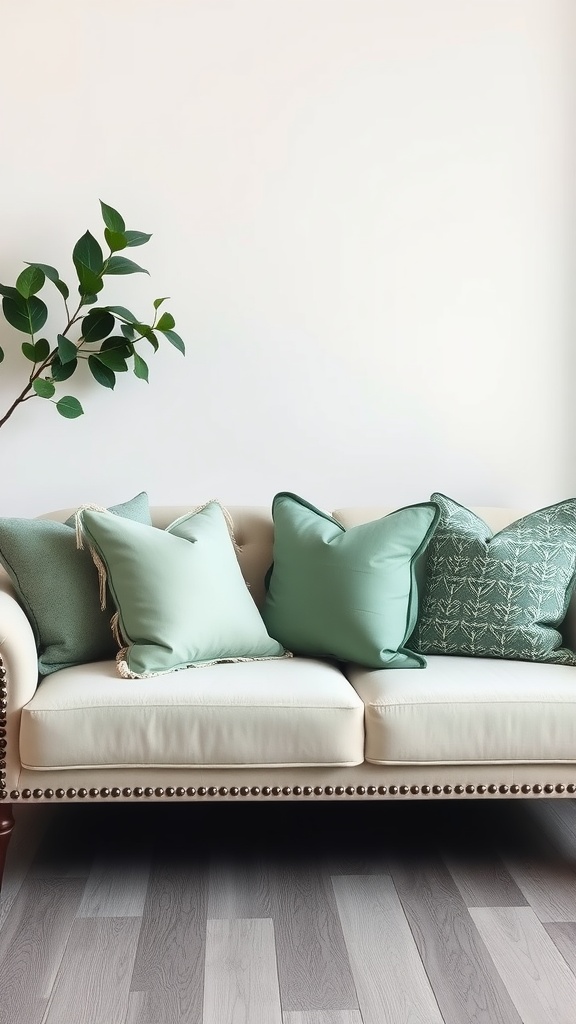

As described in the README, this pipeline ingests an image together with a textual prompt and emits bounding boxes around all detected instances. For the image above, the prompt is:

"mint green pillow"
[78,502,287,677]
[261,492,439,669]
[409,493,576,664]
[0,492,151,675]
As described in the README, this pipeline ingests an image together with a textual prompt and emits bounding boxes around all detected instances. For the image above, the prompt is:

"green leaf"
[56,396,83,419]
[0,283,20,300]
[73,230,104,275]
[25,263,70,301]
[153,296,169,309]
[160,329,185,355]
[100,335,131,355]
[50,355,77,381]
[21,342,36,362]
[16,266,45,298]
[100,201,125,234]
[156,311,175,331]
[73,231,104,295]
[124,230,152,247]
[0,347,4,363]
[121,323,135,341]
[81,294,98,306]
[95,350,128,372]
[22,338,50,363]
[33,378,56,399]
[2,294,48,335]
[35,338,50,361]
[136,324,159,351]
[81,310,115,343]
[88,354,116,389]
[104,228,127,253]
[95,337,131,371]
[75,267,104,297]
[100,305,138,323]
[57,334,78,364]
[104,256,149,276]
[133,352,149,382]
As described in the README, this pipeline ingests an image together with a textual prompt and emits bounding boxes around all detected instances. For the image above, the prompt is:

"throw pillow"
[409,492,576,664]
[77,501,288,677]
[0,492,152,675]
[261,492,439,669]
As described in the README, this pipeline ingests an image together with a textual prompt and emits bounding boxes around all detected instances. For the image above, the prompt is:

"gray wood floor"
[2,797,576,1023]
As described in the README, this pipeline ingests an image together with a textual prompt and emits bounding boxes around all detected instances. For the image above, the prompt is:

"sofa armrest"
[0,582,39,792]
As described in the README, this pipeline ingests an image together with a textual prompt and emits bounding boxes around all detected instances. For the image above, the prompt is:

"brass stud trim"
[2,776,576,801]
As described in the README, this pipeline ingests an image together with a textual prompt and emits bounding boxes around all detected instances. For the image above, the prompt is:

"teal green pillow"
[409,493,576,664]
[261,492,439,669]
[0,492,151,675]
[77,502,287,677]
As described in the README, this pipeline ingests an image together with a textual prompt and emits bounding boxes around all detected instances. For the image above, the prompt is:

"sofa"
[2,494,576,890]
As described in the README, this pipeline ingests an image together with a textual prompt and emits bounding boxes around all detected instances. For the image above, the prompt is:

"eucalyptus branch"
[0,200,185,426]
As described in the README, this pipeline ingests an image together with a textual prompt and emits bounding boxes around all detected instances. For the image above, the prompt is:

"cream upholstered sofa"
[2,501,576,888]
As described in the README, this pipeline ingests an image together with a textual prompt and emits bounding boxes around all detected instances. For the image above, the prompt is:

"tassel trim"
[189,499,241,554]
[116,648,293,680]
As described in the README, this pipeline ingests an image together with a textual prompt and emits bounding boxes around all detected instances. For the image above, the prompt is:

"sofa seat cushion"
[20,657,364,770]
[346,656,576,764]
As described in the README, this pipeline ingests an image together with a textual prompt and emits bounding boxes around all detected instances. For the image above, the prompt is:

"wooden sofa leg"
[0,804,15,893]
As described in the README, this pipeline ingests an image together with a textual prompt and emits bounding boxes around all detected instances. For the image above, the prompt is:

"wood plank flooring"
[2,799,576,1023]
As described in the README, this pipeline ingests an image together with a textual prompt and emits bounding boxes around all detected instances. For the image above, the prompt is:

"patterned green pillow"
[409,493,576,664]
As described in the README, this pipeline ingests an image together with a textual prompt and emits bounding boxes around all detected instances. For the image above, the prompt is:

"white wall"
[0,0,573,516]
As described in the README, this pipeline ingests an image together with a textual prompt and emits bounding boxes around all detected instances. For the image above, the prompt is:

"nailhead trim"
[4,775,576,801]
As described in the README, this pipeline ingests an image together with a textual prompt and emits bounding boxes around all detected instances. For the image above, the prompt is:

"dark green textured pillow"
[0,492,151,675]
[410,493,576,664]
[262,492,439,669]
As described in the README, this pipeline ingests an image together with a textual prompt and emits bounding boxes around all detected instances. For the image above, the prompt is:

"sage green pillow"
[78,502,287,677]
[261,492,439,669]
[409,493,576,664]
[0,492,151,675]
